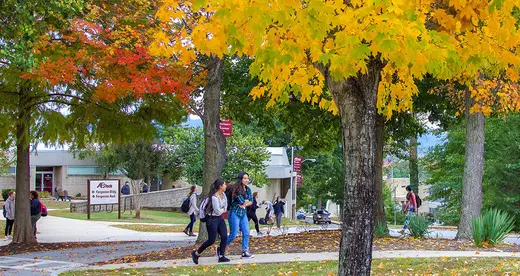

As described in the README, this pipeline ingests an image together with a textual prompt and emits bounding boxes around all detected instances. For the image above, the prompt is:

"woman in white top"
[183,185,199,237]
[192,179,230,264]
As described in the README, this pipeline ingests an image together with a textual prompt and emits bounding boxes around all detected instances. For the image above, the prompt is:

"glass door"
[43,173,53,193]
[35,173,43,191]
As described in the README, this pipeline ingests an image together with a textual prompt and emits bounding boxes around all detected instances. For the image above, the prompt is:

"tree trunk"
[409,135,419,195]
[130,180,142,219]
[326,59,382,275]
[456,91,485,239]
[373,114,387,233]
[198,55,226,243]
[13,94,37,244]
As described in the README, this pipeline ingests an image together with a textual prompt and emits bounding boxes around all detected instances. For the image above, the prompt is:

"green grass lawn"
[48,209,192,224]
[40,200,71,210]
[61,257,520,275]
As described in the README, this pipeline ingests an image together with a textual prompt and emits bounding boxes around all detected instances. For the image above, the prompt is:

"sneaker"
[218,256,230,262]
[241,251,254,259]
[189,232,197,237]
[183,228,189,236]
[191,250,199,264]
[215,247,221,258]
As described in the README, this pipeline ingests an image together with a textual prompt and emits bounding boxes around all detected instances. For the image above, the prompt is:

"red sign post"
[219,119,233,137]
[296,174,303,186]
[293,156,303,172]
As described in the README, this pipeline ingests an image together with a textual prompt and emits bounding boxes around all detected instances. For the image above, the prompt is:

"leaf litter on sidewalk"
[104,230,520,264]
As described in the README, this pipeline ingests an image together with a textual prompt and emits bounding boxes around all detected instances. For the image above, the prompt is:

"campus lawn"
[48,209,191,224]
[111,217,306,233]
[40,200,71,210]
[62,257,520,275]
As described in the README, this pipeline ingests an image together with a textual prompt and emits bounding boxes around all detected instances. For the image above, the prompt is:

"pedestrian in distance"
[191,179,230,264]
[4,190,15,240]
[30,191,41,239]
[400,185,418,234]
[273,196,286,229]
[247,192,263,236]
[226,172,254,259]
[121,181,131,195]
[183,185,199,237]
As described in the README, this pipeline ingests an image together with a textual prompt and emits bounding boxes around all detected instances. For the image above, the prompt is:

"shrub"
[39,191,51,198]
[373,222,388,238]
[2,188,15,201]
[472,209,515,247]
[76,192,82,197]
[409,216,430,238]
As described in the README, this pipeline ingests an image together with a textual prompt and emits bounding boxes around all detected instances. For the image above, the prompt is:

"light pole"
[288,146,316,220]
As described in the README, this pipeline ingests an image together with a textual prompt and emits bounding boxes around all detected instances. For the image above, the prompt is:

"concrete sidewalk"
[79,250,520,272]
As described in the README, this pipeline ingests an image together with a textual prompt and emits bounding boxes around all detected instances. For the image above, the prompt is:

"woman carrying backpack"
[247,192,263,236]
[30,191,41,239]
[400,185,418,234]
[4,190,15,240]
[183,185,198,237]
[226,172,254,259]
[191,179,230,264]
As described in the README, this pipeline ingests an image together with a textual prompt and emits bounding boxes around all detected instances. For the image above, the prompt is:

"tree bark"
[456,90,485,239]
[326,59,382,275]
[409,135,419,195]
[374,114,387,233]
[130,180,142,219]
[197,55,226,243]
[13,94,37,244]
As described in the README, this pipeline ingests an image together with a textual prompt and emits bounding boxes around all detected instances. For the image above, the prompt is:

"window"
[7,167,15,174]
[67,166,102,175]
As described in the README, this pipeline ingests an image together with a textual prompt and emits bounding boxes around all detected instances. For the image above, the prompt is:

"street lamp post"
[288,145,316,220]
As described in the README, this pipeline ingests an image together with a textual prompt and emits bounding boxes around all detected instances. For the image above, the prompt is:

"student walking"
[183,185,199,237]
[273,196,286,229]
[191,179,230,264]
[247,192,263,236]
[30,191,41,239]
[226,172,254,258]
[4,191,15,239]
[400,185,418,234]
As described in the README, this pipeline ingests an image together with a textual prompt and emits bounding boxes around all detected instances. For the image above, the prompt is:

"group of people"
[3,190,42,240]
[120,181,148,195]
[184,171,287,264]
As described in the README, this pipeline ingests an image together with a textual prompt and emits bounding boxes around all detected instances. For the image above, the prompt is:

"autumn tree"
[1,0,192,244]
[155,0,520,274]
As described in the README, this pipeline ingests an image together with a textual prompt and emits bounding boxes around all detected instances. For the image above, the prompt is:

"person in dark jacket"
[121,181,130,195]
[273,196,286,229]
[30,191,41,238]
[246,192,263,236]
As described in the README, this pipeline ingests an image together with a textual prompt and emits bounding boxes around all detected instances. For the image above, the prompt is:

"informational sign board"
[296,174,303,186]
[87,179,121,219]
[293,156,303,172]
[219,119,233,137]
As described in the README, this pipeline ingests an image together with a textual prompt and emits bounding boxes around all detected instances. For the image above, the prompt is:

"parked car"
[296,210,307,220]
[313,209,332,224]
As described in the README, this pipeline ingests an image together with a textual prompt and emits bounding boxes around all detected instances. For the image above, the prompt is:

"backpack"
[2,205,6,218]
[181,196,190,213]
[199,197,209,223]
[40,202,48,217]
[225,185,233,211]
[415,194,422,208]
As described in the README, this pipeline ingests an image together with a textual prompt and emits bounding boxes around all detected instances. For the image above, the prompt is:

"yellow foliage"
[151,0,520,116]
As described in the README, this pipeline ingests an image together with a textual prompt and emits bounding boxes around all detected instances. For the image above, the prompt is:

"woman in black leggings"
[247,192,263,236]
[191,179,230,264]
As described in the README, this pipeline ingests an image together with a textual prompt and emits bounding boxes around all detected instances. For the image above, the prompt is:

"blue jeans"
[187,214,196,232]
[227,210,250,251]
[403,208,415,230]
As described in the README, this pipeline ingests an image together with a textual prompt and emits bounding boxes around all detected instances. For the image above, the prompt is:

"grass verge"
[62,257,520,275]
[48,209,191,224]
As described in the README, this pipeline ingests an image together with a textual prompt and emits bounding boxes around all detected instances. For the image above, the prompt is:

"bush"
[2,188,15,201]
[76,192,81,197]
[409,216,430,238]
[39,191,51,198]
[472,209,515,247]
[373,222,388,238]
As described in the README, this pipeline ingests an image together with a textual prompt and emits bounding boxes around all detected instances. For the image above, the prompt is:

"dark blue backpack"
[2,205,6,218]
[181,197,190,213]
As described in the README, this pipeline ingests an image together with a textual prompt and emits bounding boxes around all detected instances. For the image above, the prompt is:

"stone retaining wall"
[70,187,191,213]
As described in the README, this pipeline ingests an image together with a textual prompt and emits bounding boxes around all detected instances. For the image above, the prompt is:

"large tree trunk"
[456,91,485,239]
[374,114,387,233]
[409,135,419,195]
[326,59,382,275]
[13,94,36,244]
[198,55,226,243]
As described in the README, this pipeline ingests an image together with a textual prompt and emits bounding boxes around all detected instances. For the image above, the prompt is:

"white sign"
[89,180,119,205]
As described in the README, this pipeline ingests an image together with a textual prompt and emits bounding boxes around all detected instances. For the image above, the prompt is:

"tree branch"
[189,101,204,119]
